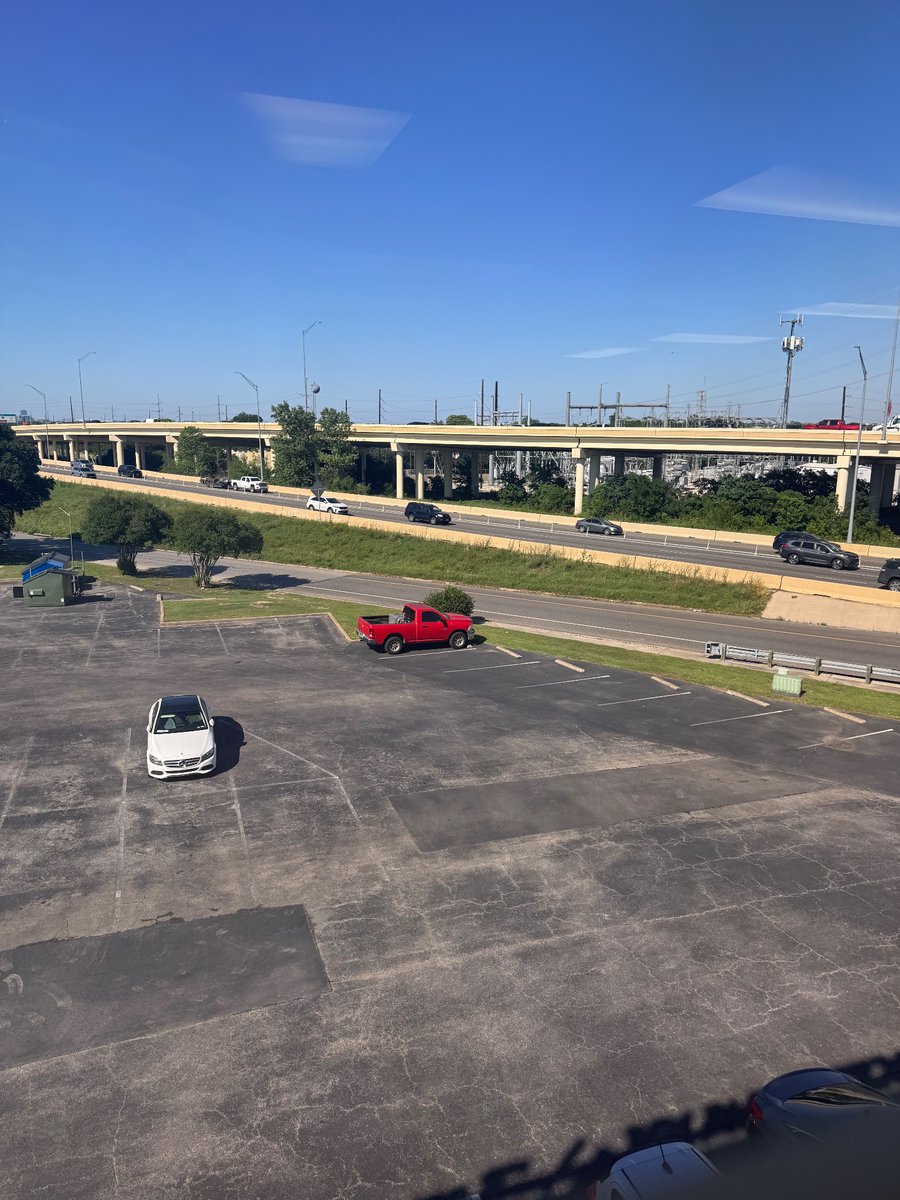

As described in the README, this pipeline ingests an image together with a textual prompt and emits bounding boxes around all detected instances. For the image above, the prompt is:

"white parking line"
[690,708,791,727]
[797,728,895,750]
[515,674,612,689]
[443,660,543,674]
[594,691,691,707]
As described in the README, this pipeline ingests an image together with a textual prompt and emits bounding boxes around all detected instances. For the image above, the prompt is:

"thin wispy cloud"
[565,347,639,359]
[804,302,900,319]
[653,333,771,345]
[242,93,410,168]
[696,165,900,227]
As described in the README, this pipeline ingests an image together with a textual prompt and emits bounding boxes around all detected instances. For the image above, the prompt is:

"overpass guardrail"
[705,642,900,686]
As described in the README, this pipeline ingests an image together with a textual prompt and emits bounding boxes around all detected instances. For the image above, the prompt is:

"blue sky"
[4,0,900,425]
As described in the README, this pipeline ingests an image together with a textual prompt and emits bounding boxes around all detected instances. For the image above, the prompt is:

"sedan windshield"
[154,707,207,733]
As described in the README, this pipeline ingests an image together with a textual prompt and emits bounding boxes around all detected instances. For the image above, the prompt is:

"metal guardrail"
[705,642,900,686]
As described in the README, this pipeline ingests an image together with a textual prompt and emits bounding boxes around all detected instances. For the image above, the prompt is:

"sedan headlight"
[148,754,162,766]
[200,747,215,762]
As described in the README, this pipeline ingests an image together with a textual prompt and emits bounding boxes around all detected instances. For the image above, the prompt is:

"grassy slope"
[14,481,769,616]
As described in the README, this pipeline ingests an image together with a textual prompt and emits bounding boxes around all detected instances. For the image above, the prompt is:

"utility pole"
[565,391,571,425]
[480,379,485,426]
[434,398,438,423]
[665,383,671,426]
[217,395,222,421]
[840,386,847,425]
[779,314,804,427]
[847,347,868,544]
[69,396,75,421]
[156,394,162,420]
[344,398,349,416]
[493,381,499,426]
[177,405,181,422]
[881,294,900,441]
[377,388,382,424]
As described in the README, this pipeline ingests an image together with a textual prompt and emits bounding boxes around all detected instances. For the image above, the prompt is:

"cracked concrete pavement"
[0,583,899,1198]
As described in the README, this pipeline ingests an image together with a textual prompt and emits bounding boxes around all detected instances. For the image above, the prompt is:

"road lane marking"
[690,709,791,727]
[594,692,691,706]
[515,674,612,689]
[797,728,895,750]
[113,727,131,926]
[443,660,543,674]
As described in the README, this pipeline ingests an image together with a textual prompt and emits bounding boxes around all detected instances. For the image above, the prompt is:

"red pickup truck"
[801,419,860,430]
[357,603,472,655]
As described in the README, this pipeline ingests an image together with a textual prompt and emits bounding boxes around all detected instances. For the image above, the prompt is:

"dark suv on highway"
[404,502,451,525]
[117,464,143,478]
[878,559,900,591]
[779,537,859,571]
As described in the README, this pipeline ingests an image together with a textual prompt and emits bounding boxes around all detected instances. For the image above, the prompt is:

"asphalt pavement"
[43,465,897,590]
[16,531,899,671]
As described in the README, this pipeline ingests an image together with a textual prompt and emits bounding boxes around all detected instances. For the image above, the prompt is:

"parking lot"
[1,584,899,1199]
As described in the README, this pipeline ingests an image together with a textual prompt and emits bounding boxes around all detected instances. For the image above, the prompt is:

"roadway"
[45,465,897,590]
[20,529,899,671]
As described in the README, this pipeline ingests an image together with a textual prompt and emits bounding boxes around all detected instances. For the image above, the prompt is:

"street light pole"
[302,321,321,414]
[235,371,265,480]
[847,346,867,545]
[78,351,95,428]
[26,385,48,458]
[54,506,75,565]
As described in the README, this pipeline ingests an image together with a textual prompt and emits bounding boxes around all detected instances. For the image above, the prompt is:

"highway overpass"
[14,419,900,515]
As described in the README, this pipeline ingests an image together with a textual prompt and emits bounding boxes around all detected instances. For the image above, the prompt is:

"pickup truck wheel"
[448,631,468,649]
[888,578,900,591]
[383,635,404,655]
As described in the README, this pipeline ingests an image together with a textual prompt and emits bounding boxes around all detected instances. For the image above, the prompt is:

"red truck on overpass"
[801,418,860,430]
[357,603,472,655]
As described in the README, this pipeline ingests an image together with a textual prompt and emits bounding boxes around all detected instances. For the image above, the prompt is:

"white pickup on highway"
[230,476,269,493]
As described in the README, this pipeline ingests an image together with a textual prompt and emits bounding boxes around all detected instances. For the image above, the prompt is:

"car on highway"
[575,517,624,536]
[778,537,859,570]
[307,494,349,514]
[70,460,96,477]
[117,464,143,478]
[747,1067,900,1146]
[878,558,900,590]
[230,475,268,493]
[772,529,817,551]
[200,476,231,489]
[146,694,216,778]
[405,501,451,525]
[586,1143,720,1199]
[871,414,900,434]
[801,418,860,430]
[357,603,471,654]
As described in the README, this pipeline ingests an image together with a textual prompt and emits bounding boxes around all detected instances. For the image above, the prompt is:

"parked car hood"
[148,728,214,759]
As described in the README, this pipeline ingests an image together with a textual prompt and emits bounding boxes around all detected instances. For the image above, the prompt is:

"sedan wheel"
[831,558,845,570]
[576,524,587,533]
[602,527,613,535]
[787,553,801,565]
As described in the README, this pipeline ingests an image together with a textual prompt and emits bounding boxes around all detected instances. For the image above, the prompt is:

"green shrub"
[423,585,475,616]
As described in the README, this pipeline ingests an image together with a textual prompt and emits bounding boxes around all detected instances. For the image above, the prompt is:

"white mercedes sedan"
[146,694,216,779]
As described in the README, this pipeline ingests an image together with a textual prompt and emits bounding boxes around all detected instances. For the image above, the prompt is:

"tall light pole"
[53,505,75,565]
[78,351,95,428]
[302,321,321,414]
[27,384,49,459]
[234,371,265,480]
[846,346,867,545]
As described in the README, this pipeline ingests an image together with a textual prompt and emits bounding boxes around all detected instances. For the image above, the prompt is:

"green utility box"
[20,553,78,607]
[772,669,803,697]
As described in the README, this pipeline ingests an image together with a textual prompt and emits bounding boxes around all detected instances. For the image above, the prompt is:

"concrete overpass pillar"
[414,447,426,500]
[573,456,586,515]
[586,452,601,495]
[613,451,626,477]
[468,450,479,498]
[392,444,406,498]
[359,449,367,483]
[835,454,852,511]
[111,436,125,468]
[50,441,60,461]
[652,454,664,481]
[134,443,144,470]
[869,461,897,515]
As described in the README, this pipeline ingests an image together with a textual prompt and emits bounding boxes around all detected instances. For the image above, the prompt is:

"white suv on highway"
[307,494,349,514]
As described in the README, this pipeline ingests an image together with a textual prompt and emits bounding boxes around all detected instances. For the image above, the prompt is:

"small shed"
[20,553,78,607]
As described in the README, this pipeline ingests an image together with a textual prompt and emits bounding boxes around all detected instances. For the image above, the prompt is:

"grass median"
[15,480,770,616]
